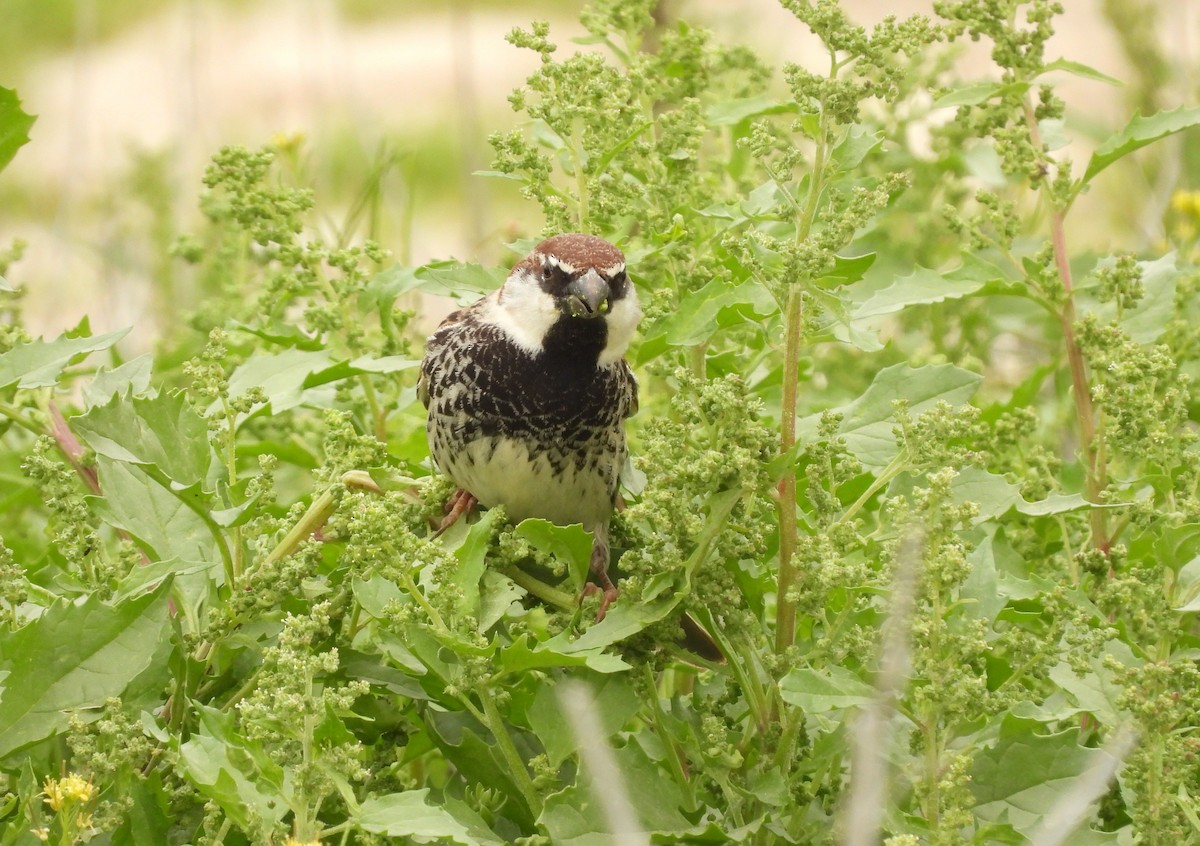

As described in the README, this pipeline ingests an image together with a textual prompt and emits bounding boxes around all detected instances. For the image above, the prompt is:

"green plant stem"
[258,471,380,574]
[1024,99,1110,553]
[839,449,909,526]
[218,400,244,581]
[642,665,695,805]
[500,565,577,610]
[775,286,804,654]
[0,401,46,436]
[472,684,543,816]
[358,373,387,442]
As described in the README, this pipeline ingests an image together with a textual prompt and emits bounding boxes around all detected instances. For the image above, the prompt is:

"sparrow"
[418,233,641,620]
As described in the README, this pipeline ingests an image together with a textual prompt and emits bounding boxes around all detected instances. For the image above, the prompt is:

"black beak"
[563,269,611,319]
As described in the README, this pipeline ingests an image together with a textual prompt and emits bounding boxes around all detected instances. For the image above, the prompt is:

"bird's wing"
[417,304,476,409]
[621,360,639,419]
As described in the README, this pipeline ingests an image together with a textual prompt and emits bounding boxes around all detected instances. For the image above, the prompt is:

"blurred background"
[1,0,1196,341]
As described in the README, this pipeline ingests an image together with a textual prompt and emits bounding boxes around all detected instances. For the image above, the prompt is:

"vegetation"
[2,1,1200,843]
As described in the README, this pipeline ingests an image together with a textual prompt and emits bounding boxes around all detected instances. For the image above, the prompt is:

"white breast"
[440,436,614,530]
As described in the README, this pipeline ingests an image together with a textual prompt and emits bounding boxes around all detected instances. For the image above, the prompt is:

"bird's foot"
[580,538,619,621]
[579,580,620,622]
[432,488,477,537]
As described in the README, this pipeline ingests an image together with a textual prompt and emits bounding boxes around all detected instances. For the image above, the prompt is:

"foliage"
[2,1,1200,844]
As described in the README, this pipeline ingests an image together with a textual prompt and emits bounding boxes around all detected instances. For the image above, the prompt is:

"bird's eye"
[540,264,553,283]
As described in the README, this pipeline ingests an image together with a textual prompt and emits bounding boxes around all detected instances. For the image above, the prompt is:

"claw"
[581,534,619,621]
[432,489,477,537]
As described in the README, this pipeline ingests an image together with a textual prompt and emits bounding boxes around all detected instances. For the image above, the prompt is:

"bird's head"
[491,233,642,364]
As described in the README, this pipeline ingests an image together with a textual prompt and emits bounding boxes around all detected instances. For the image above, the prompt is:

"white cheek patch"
[481,279,559,354]
[599,286,642,366]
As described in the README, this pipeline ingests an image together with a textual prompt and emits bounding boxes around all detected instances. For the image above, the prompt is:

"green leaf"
[84,355,154,407]
[413,261,505,300]
[500,634,630,675]
[1048,640,1139,726]
[810,363,982,468]
[656,277,777,347]
[479,569,524,632]
[934,81,1028,109]
[423,710,536,829]
[1040,58,1122,87]
[1083,104,1200,185]
[450,508,504,621]
[705,95,795,126]
[853,265,988,320]
[821,252,877,286]
[74,391,212,487]
[226,348,336,412]
[0,86,36,173]
[91,456,220,573]
[971,714,1108,836]
[832,124,884,171]
[111,776,171,846]
[177,708,290,838]
[539,742,694,844]
[0,327,130,391]
[357,789,502,843]
[0,581,172,758]
[1112,253,1179,343]
[779,665,875,713]
[528,675,640,766]
[515,519,595,588]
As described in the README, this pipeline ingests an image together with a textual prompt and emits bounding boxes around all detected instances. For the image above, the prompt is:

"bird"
[418,233,641,620]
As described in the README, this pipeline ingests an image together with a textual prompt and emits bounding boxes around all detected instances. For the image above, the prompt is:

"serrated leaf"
[832,125,884,171]
[414,261,505,300]
[177,710,289,837]
[810,363,981,468]
[74,391,211,487]
[92,456,220,574]
[0,581,172,758]
[501,634,630,675]
[226,348,335,413]
[479,570,523,632]
[515,519,594,588]
[1048,640,1139,725]
[1083,104,1200,185]
[854,266,988,320]
[84,355,154,407]
[779,665,875,713]
[0,86,36,173]
[971,715,1109,836]
[358,789,500,843]
[0,327,130,390]
[450,508,503,621]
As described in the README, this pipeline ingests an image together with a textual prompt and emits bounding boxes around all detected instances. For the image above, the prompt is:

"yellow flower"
[42,773,97,812]
[283,838,321,846]
[1169,189,1200,217]
[271,131,307,155]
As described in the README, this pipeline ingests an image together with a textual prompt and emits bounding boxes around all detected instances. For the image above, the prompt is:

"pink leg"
[582,536,620,621]
[433,488,477,537]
